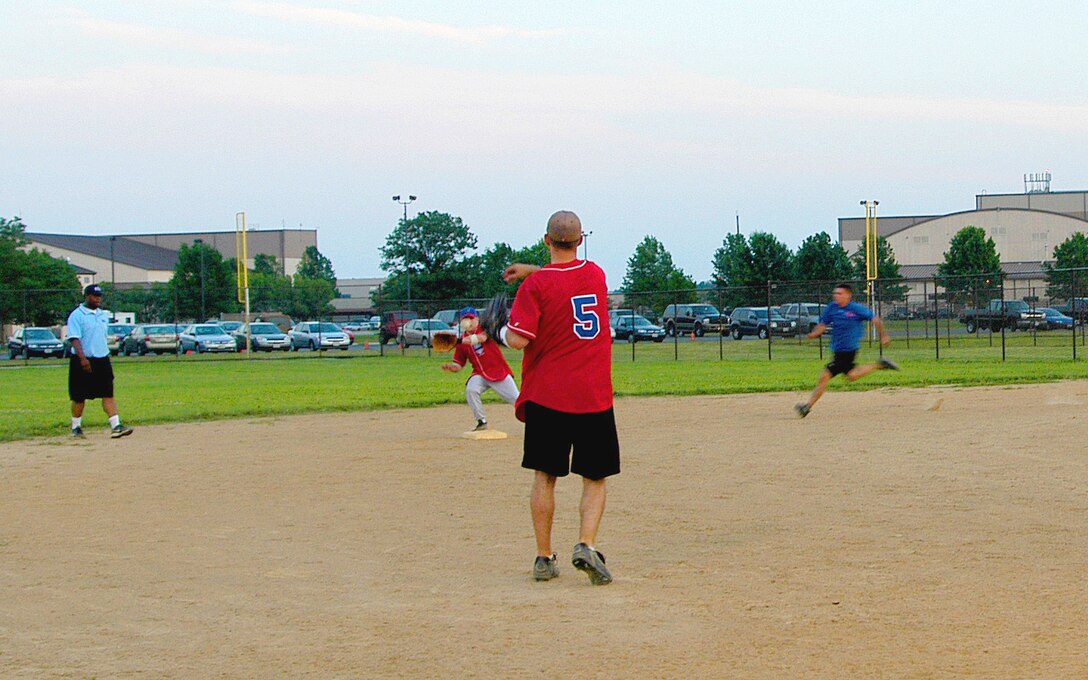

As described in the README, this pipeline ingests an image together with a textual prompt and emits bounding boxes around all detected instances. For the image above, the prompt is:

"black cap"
[84,284,104,297]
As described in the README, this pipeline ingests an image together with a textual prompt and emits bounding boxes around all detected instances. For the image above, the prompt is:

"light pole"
[393,195,417,308]
[194,238,206,321]
[109,236,117,284]
[582,230,594,261]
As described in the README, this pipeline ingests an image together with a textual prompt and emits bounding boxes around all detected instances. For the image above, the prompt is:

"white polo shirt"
[66,304,111,358]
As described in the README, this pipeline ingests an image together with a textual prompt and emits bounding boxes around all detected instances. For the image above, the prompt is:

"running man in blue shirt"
[795,283,899,418]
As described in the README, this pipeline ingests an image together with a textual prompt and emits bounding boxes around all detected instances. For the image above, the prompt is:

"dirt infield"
[3,383,1088,678]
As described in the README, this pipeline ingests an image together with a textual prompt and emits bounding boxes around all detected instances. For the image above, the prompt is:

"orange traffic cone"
[690,330,696,342]
[364,341,370,351]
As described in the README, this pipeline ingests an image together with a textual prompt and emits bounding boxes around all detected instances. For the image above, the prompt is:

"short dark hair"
[834,283,853,294]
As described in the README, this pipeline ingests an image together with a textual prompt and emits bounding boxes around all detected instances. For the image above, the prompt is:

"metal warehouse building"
[838,179,1088,296]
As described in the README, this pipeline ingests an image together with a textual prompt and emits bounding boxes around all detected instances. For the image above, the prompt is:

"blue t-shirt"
[66,304,111,358]
[820,301,874,352]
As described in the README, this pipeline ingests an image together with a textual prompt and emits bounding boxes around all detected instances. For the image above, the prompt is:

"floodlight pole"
[393,195,417,309]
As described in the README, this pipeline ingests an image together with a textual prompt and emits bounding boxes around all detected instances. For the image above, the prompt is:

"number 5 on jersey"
[571,294,600,339]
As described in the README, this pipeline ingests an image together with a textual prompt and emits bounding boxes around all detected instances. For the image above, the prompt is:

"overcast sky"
[3,1,1088,284]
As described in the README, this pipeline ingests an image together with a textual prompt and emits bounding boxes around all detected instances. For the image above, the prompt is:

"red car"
[380,310,419,344]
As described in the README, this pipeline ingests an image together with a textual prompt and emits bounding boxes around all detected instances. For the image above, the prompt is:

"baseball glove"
[480,293,510,345]
[431,331,459,353]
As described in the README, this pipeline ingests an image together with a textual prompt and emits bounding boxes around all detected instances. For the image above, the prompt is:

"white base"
[461,429,508,440]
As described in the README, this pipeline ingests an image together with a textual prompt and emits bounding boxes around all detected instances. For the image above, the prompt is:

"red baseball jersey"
[508,259,613,421]
[452,331,513,383]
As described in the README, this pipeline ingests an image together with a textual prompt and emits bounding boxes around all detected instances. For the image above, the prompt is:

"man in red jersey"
[442,306,519,431]
[500,210,618,585]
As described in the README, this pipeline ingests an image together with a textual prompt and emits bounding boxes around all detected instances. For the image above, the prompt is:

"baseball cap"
[459,306,478,319]
[84,284,104,297]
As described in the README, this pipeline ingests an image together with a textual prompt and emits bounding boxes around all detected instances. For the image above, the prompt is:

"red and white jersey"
[452,331,513,383]
[508,259,613,420]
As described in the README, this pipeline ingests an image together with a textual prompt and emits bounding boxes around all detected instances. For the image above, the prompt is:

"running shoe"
[71,426,85,439]
[879,358,900,371]
[110,424,134,439]
[794,403,811,418]
[572,543,612,585]
[533,554,559,581]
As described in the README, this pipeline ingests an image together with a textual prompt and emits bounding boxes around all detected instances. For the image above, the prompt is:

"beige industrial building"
[838,186,1088,299]
[24,229,318,285]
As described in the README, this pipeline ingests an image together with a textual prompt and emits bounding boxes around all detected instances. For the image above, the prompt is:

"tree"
[748,232,793,284]
[170,242,238,320]
[0,216,81,327]
[253,253,281,276]
[794,232,853,283]
[849,236,910,303]
[621,236,696,312]
[378,211,479,303]
[711,233,755,307]
[1045,232,1088,299]
[296,246,337,290]
[286,275,337,320]
[937,226,1002,303]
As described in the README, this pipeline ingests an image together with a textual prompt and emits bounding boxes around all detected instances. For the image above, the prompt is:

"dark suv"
[729,307,799,340]
[660,303,726,337]
[380,310,419,344]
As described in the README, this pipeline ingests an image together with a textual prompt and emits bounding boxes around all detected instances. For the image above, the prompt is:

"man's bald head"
[546,211,582,250]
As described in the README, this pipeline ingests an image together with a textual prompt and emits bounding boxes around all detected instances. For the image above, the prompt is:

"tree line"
[378,211,1088,308]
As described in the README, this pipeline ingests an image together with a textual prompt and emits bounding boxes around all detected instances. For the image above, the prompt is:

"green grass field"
[2,332,1087,442]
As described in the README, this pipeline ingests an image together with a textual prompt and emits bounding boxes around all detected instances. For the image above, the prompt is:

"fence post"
[629,303,636,363]
[933,277,940,360]
[378,285,385,357]
[1000,275,1006,362]
[1075,270,1080,361]
[672,290,678,361]
[713,287,722,361]
[765,281,772,361]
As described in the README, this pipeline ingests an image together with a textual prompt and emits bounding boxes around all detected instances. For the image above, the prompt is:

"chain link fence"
[3,266,1086,367]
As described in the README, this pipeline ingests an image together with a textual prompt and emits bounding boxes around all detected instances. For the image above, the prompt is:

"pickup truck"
[959,300,1045,333]
[1053,297,1088,324]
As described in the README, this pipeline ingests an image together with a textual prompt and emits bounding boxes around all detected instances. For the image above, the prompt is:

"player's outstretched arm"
[806,323,828,340]
[502,263,541,283]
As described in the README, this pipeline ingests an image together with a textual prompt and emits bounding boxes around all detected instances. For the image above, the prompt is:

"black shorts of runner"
[825,350,858,377]
[522,401,621,480]
[69,356,115,402]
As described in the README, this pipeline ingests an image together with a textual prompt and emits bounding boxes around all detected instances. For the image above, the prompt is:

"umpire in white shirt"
[67,284,133,439]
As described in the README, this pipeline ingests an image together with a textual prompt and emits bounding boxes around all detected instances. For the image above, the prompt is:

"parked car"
[289,322,352,350]
[432,309,461,327]
[106,323,136,355]
[398,319,455,347]
[122,324,181,355]
[660,303,727,337]
[367,315,381,330]
[612,314,666,342]
[8,327,65,359]
[232,322,291,351]
[885,306,917,321]
[216,321,243,334]
[729,307,799,339]
[341,321,367,331]
[380,310,419,344]
[1037,307,1075,331]
[179,324,237,353]
[777,303,824,332]
[959,299,1045,333]
[1053,297,1088,324]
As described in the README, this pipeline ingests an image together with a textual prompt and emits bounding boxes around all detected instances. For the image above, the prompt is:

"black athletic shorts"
[522,401,621,481]
[826,350,858,377]
[68,356,115,402]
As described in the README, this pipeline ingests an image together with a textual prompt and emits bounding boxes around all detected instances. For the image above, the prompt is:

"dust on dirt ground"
[2,383,1088,678]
